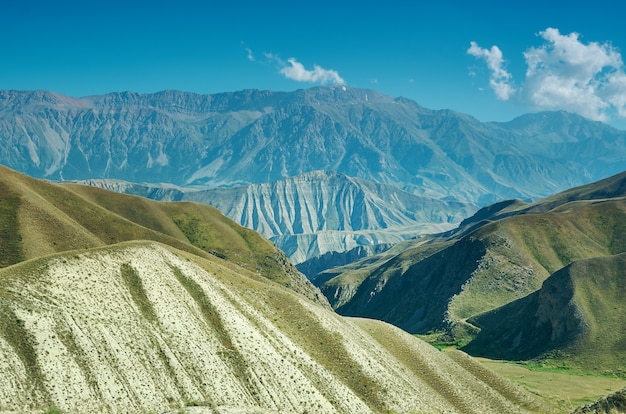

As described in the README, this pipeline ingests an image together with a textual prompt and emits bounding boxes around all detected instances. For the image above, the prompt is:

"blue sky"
[2,0,626,129]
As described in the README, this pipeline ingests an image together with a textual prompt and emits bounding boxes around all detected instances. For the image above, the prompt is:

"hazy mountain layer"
[2,88,626,206]
[0,167,544,413]
[5,86,626,267]
[82,170,473,263]
[318,171,626,373]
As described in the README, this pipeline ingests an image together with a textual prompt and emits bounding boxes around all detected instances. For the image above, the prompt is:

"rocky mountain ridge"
[3,87,626,203]
[3,86,626,265]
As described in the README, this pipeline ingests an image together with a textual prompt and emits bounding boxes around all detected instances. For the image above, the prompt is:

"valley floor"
[477,358,626,413]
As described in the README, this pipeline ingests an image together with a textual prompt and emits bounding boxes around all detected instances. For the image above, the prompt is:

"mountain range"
[318,170,626,375]
[81,170,473,264]
[0,165,546,413]
[1,83,626,412]
[3,87,626,264]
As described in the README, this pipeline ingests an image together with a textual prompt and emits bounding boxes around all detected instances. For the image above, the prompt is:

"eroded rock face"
[0,242,539,414]
[86,170,471,264]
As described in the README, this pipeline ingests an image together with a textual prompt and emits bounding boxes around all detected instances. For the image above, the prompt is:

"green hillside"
[320,171,626,374]
[465,253,626,375]
[0,165,322,304]
[0,165,547,413]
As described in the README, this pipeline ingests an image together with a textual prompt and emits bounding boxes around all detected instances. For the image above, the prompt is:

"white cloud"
[468,28,626,122]
[245,48,255,62]
[240,42,255,61]
[522,27,626,121]
[605,72,626,117]
[279,58,345,85]
[467,41,516,100]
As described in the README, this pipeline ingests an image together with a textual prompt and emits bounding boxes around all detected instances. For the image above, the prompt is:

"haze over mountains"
[3,87,626,263]
[84,170,473,264]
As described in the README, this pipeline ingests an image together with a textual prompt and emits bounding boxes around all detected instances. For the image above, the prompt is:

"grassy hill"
[0,165,549,413]
[464,253,626,375]
[319,171,626,374]
[0,165,322,304]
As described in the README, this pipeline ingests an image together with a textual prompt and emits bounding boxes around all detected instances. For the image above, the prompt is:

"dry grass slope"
[0,242,543,413]
[0,165,323,305]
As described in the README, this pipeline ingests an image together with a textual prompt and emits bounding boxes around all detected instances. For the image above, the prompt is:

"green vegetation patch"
[170,265,259,402]
[0,304,47,401]
[588,202,626,254]
[0,182,24,267]
[120,263,157,322]
[42,406,64,414]
[169,205,289,285]
[170,265,232,350]
[479,357,626,413]
[56,322,103,401]
[420,321,480,351]
[566,254,626,375]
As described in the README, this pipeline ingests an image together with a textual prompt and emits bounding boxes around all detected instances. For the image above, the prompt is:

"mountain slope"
[89,170,473,263]
[464,253,626,374]
[3,88,626,205]
[319,171,626,367]
[0,164,548,413]
[0,164,322,304]
[0,242,543,414]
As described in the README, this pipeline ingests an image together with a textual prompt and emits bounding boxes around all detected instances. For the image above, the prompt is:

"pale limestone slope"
[0,242,538,413]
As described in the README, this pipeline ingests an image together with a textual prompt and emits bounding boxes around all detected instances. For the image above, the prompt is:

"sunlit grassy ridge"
[0,241,543,413]
[448,197,626,323]
[0,165,316,301]
[320,171,626,376]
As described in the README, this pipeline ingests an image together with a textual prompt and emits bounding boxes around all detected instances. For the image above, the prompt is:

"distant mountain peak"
[1,87,625,203]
